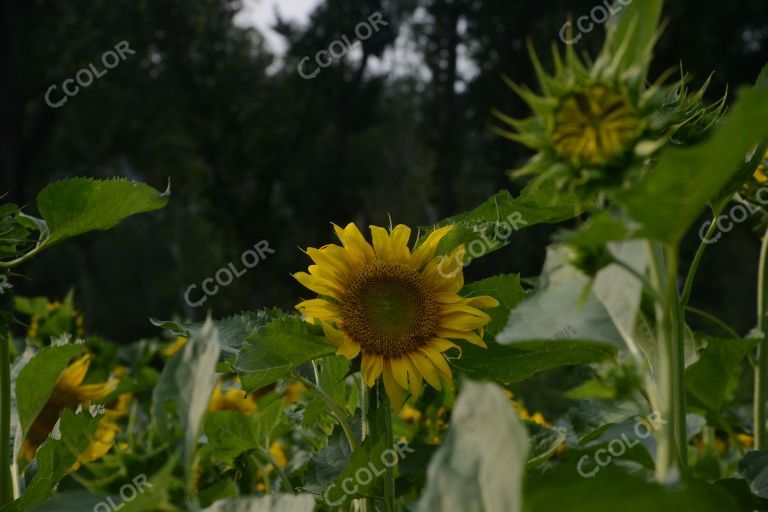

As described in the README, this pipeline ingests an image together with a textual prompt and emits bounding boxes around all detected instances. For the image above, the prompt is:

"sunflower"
[209,381,258,414]
[493,7,724,193]
[294,223,499,409]
[20,354,118,461]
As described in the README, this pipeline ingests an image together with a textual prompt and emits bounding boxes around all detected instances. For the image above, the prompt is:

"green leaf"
[460,274,527,337]
[37,178,169,248]
[152,309,284,357]
[453,339,617,384]
[686,337,759,411]
[152,317,220,476]
[497,246,625,347]
[739,451,768,499]
[27,454,177,512]
[21,410,102,507]
[417,381,528,512]
[617,86,768,243]
[234,315,334,393]
[202,495,316,512]
[525,465,741,511]
[527,421,567,468]
[304,428,352,494]
[418,181,587,260]
[595,0,663,80]
[16,344,82,441]
[204,411,261,462]
[321,408,390,507]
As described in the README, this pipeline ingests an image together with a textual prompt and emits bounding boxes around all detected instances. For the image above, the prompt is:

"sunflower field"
[3,0,768,511]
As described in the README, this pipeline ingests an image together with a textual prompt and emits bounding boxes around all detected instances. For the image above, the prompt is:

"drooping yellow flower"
[208,383,258,414]
[551,84,640,167]
[163,336,188,357]
[294,223,499,409]
[21,354,119,461]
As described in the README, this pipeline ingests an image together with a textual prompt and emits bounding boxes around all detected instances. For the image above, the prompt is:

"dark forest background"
[1,0,767,342]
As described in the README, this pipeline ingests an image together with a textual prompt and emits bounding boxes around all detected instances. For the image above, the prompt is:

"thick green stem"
[754,228,768,449]
[376,381,396,512]
[0,330,11,505]
[293,371,357,451]
[648,242,687,481]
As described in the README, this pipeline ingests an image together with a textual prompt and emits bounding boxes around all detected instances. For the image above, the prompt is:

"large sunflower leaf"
[234,315,334,393]
[417,380,528,512]
[617,86,768,243]
[686,337,760,412]
[460,274,527,337]
[37,178,169,249]
[418,180,589,259]
[453,339,617,384]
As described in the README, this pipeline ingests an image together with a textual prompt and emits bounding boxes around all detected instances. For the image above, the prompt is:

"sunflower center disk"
[341,262,438,358]
[551,84,639,167]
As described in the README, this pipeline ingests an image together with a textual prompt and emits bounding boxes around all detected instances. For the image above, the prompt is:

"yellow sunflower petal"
[382,361,406,410]
[409,351,441,390]
[439,302,491,322]
[409,225,453,270]
[333,223,375,266]
[296,299,340,322]
[389,225,412,263]
[435,327,487,348]
[293,272,343,299]
[420,346,453,386]
[390,357,411,390]
[466,295,500,309]
[370,225,393,260]
[361,354,384,387]
[337,338,361,359]
[439,313,490,331]
[321,322,346,348]
[74,380,119,401]
[57,354,92,390]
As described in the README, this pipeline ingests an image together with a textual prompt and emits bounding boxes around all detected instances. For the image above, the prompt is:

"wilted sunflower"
[294,223,499,408]
[20,354,118,461]
[493,8,724,194]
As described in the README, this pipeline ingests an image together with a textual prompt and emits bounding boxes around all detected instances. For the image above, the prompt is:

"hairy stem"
[377,381,397,512]
[755,228,768,449]
[648,241,687,481]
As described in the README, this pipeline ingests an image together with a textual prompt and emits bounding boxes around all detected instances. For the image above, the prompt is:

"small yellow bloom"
[163,336,188,357]
[208,384,258,414]
[283,382,306,404]
[399,404,422,424]
[294,223,499,409]
[736,433,754,449]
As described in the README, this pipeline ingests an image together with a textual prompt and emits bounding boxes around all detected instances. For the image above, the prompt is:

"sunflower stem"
[754,228,768,449]
[292,370,357,451]
[0,319,12,506]
[647,241,687,482]
[377,381,397,512]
